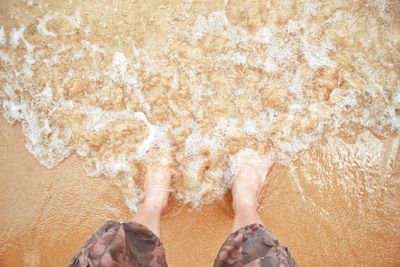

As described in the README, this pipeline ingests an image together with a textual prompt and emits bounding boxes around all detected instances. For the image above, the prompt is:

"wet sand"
[1,0,400,266]
[1,117,400,266]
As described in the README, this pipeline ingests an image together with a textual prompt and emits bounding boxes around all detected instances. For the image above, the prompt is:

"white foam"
[67,10,81,28]
[394,85,400,105]
[243,119,258,136]
[133,87,151,114]
[374,0,387,17]
[37,13,57,37]
[0,27,5,46]
[277,44,295,62]
[2,100,28,124]
[103,156,132,178]
[288,103,305,113]
[10,26,25,49]
[81,40,105,54]
[77,104,171,177]
[33,83,53,103]
[186,158,205,185]
[9,103,73,168]
[384,105,400,128]
[303,1,318,17]
[9,24,34,54]
[190,85,202,115]
[328,11,343,24]
[131,119,170,161]
[79,39,105,73]
[254,27,272,44]
[183,127,204,157]
[262,59,278,73]
[231,52,247,65]
[82,106,150,134]
[0,51,11,63]
[191,11,230,44]
[207,10,229,30]
[76,144,89,157]
[3,84,16,99]
[303,37,336,69]
[107,52,139,86]
[330,88,358,110]
[288,68,304,100]
[225,148,274,186]
[191,16,209,44]
[287,20,302,33]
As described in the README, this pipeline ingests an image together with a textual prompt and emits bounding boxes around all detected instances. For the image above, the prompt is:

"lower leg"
[132,200,163,237]
[232,202,263,233]
[130,162,171,238]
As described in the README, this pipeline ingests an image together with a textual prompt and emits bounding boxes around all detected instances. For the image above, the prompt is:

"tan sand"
[1,117,400,266]
[1,0,400,266]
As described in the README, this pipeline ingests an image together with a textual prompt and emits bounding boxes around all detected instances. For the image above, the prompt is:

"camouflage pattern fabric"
[69,220,167,267]
[213,224,297,267]
[70,221,296,267]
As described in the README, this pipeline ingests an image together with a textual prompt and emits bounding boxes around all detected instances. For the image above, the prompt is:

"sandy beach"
[1,117,400,266]
[1,0,400,266]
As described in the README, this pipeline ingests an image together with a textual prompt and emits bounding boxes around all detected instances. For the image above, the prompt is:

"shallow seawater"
[0,0,399,209]
[0,0,399,265]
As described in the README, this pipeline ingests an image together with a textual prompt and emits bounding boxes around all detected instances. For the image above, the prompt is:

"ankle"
[142,198,165,214]
[232,198,258,214]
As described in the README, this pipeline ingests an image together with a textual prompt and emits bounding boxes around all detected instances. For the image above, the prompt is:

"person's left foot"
[143,152,172,211]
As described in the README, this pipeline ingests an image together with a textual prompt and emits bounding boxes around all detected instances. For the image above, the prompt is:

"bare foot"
[143,153,172,212]
[132,153,172,237]
[228,149,274,212]
[231,163,266,213]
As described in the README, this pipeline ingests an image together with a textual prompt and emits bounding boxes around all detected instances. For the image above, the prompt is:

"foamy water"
[0,0,399,211]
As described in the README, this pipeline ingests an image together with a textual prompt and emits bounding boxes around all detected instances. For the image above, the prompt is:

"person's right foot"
[231,163,266,213]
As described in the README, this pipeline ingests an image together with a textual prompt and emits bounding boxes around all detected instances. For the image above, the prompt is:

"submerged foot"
[231,163,266,213]
[143,152,172,211]
[229,149,274,213]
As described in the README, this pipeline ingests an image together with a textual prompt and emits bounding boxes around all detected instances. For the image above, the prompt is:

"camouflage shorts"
[69,221,168,267]
[70,221,296,267]
[214,223,297,267]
